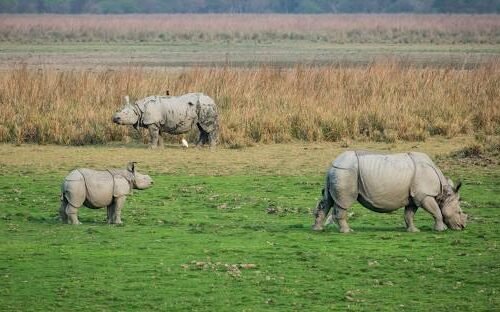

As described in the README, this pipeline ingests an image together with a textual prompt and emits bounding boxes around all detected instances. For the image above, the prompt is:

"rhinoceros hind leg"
[312,209,326,231]
[421,197,446,231]
[198,132,209,147]
[333,204,352,233]
[207,130,218,148]
[59,198,68,223]
[65,204,81,225]
[404,204,420,232]
[196,123,210,147]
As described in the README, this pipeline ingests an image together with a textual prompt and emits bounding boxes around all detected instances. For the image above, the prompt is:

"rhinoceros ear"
[454,181,462,193]
[127,161,137,173]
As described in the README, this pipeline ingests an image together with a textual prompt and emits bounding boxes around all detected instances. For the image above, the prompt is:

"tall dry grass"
[0,61,498,146]
[1,14,499,44]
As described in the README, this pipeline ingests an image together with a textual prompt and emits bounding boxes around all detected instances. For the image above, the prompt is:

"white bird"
[181,138,189,149]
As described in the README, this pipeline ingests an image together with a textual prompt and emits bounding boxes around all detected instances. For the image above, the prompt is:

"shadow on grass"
[24,214,112,226]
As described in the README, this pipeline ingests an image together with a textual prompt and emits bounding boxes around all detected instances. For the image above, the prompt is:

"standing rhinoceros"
[112,93,218,148]
[59,162,153,225]
[312,151,467,233]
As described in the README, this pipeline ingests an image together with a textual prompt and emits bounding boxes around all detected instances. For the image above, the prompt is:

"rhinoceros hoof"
[434,224,447,231]
[339,227,353,233]
[312,225,324,231]
[407,226,420,233]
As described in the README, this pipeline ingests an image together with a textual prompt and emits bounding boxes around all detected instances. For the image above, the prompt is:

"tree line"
[0,0,498,14]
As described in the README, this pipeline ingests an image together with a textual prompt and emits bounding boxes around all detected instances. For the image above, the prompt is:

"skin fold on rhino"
[112,93,219,148]
[312,151,467,233]
[59,162,153,225]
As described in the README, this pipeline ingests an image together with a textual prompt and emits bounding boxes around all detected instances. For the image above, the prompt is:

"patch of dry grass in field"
[0,136,476,176]
[1,14,499,44]
[0,62,498,146]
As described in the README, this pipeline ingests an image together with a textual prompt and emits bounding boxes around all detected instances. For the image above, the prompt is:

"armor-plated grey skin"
[112,93,219,148]
[312,151,467,233]
[59,162,153,225]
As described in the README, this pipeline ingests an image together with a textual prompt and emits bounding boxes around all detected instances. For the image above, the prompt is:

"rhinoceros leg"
[404,203,420,232]
[312,199,330,231]
[333,204,353,233]
[196,123,210,147]
[148,124,160,149]
[208,130,217,148]
[59,198,69,223]
[421,197,446,231]
[65,204,81,225]
[108,196,126,224]
[158,130,164,148]
[106,205,115,224]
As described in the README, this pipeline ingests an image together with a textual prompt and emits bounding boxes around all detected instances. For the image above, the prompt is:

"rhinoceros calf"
[59,162,153,225]
[312,151,467,233]
[112,93,218,148]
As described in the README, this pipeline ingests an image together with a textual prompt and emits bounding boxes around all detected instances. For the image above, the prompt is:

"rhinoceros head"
[439,180,467,230]
[112,96,140,127]
[127,162,153,190]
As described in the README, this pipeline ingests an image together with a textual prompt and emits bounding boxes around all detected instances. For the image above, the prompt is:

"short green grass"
[0,142,498,311]
[1,41,498,69]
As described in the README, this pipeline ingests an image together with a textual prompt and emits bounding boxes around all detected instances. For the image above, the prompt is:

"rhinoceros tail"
[323,172,335,208]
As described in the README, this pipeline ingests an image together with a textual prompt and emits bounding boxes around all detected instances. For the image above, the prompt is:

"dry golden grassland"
[0,62,498,146]
[1,14,499,44]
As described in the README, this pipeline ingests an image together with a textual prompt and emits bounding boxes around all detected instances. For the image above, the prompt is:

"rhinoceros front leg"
[148,124,160,149]
[421,197,446,231]
[106,205,115,224]
[404,203,420,232]
[108,196,126,224]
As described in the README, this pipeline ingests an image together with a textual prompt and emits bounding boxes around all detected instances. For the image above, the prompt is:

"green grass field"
[0,140,498,311]
[1,13,499,310]
[1,41,499,69]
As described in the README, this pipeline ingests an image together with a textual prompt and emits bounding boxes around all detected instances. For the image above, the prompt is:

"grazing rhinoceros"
[112,93,219,148]
[59,162,153,225]
[312,151,467,233]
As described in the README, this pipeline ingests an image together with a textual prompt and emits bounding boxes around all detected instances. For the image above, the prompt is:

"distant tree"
[295,0,324,13]
[98,0,137,13]
[16,0,37,13]
[387,0,433,12]
[0,0,499,14]
[70,0,88,13]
